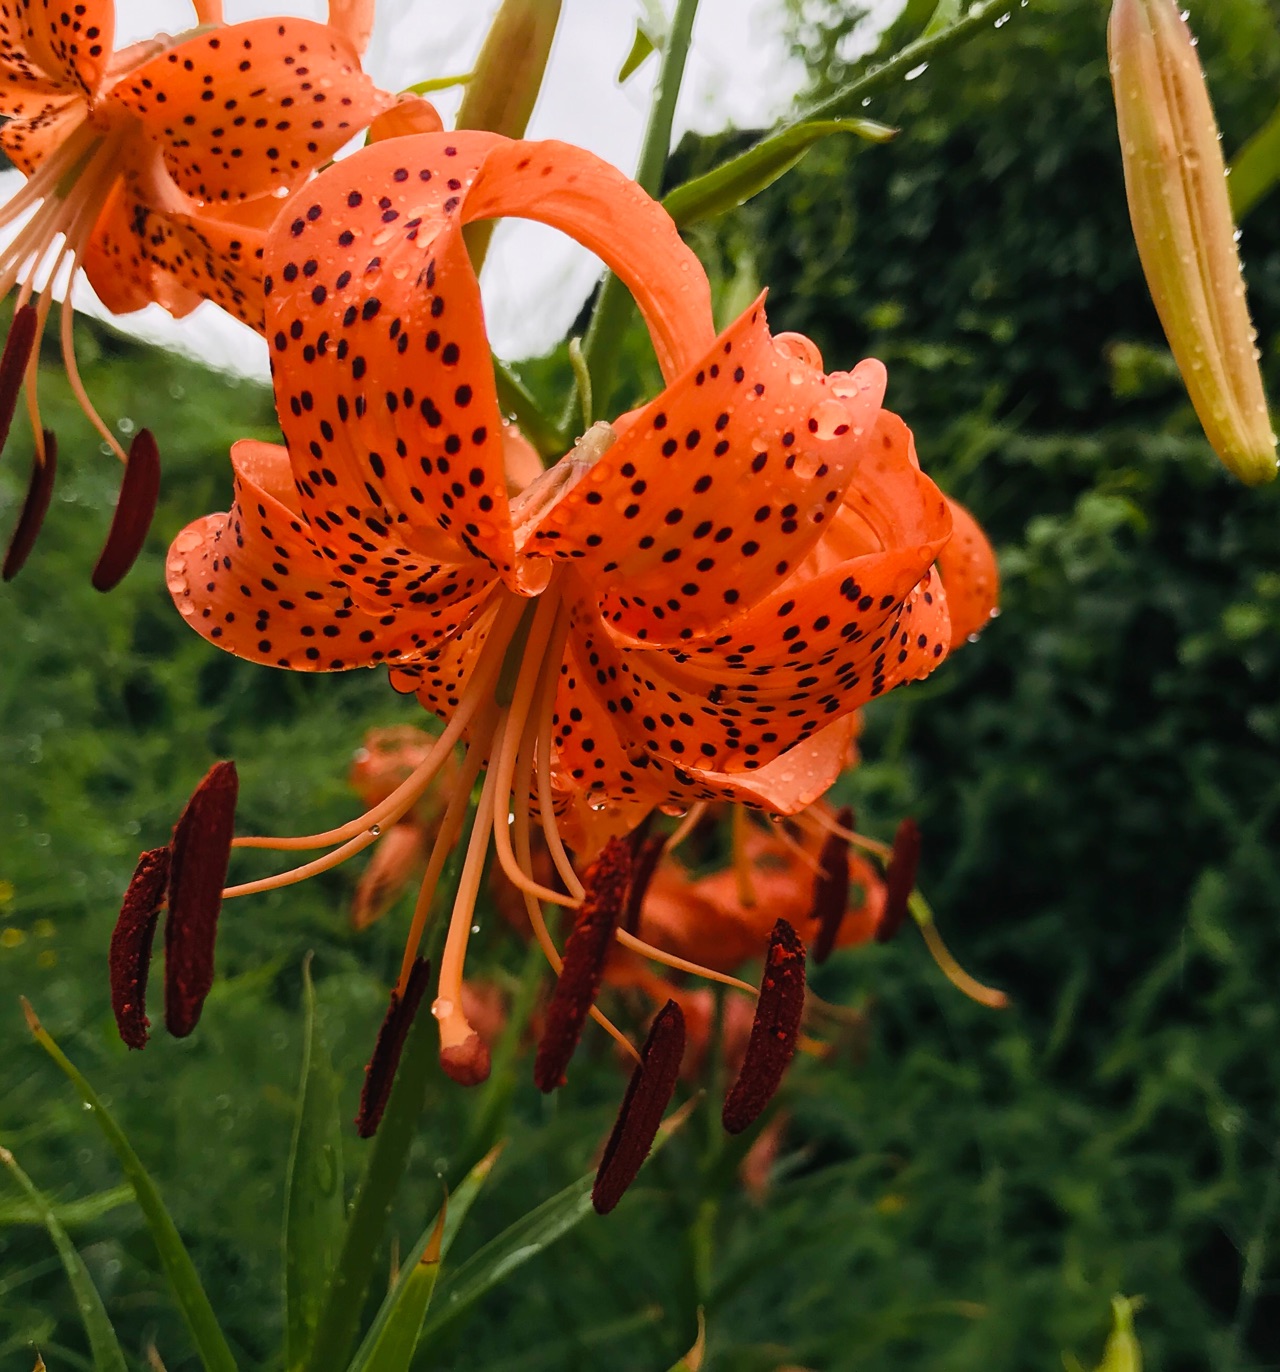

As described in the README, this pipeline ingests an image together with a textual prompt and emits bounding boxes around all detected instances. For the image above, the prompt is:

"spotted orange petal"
[527,304,887,642]
[936,495,999,648]
[167,439,496,671]
[3,0,112,104]
[0,94,84,173]
[261,131,713,597]
[107,17,391,205]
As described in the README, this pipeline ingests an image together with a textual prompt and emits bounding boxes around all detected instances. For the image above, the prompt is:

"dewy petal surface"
[1,0,114,105]
[259,130,713,596]
[108,17,392,204]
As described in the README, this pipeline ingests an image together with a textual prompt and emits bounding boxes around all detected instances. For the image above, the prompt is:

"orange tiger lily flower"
[163,130,977,1081]
[0,0,394,581]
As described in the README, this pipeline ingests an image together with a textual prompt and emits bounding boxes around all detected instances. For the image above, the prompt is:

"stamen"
[875,817,920,944]
[232,593,525,854]
[0,304,38,457]
[612,928,757,997]
[533,835,633,1091]
[532,603,586,901]
[810,805,853,965]
[622,831,664,933]
[662,801,708,856]
[164,761,238,1037]
[434,758,500,1086]
[592,999,686,1215]
[722,919,807,1135]
[109,847,171,1050]
[3,430,57,581]
[91,428,161,591]
[795,805,892,861]
[355,956,432,1137]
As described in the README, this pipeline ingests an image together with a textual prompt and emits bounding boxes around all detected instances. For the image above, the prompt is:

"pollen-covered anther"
[875,817,920,945]
[722,918,807,1136]
[164,760,239,1038]
[592,998,686,1215]
[92,428,162,592]
[810,804,853,965]
[109,847,172,1050]
[438,1023,492,1087]
[356,956,432,1137]
[0,305,38,457]
[534,835,633,1092]
[623,831,665,934]
[3,431,57,582]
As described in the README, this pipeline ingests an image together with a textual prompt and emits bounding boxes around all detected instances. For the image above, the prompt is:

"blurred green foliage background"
[3,0,1280,1367]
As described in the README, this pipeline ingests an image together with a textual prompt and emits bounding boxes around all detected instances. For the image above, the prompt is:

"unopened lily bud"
[1109,0,1277,486]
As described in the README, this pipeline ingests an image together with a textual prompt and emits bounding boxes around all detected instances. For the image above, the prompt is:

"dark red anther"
[722,919,807,1135]
[109,847,171,1050]
[622,832,664,934]
[92,428,161,592]
[3,431,56,581]
[0,304,38,458]
[811,805,853,965]
[533,835,632,1092]
[875,818,921,944]
[164,761,238,1037]
[592,999,686,1215]
[355,957,432,1138]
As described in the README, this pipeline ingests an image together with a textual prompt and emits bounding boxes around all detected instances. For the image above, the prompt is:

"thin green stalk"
[804,0,1018,123]
[576,0,701,422]
[494,358,567,459]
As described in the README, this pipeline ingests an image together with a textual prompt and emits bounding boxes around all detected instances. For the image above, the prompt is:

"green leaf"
[618,26,656,83]
[0,1147,128,1372]
[0,1184,132,1228]
[347,1254,440,1372]
[1229,99,1280,221]
[23,1002,238,1372]
[493,359,566,460]
[922,0,961,38]
[416,1101,694,1350]
[284,955,346,1371]
[304,984,440,1372]
[662,118,897,227]
[349,1143,503,1368]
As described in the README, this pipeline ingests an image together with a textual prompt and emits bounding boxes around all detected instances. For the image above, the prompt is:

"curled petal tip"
[722,919,806,1135]
[164,761,238,1038]
[92,429,161,593]
[593,999,685,1215]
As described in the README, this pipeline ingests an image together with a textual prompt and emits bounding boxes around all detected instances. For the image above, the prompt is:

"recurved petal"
[107,17,392,204]
[936,495,999,648]
[4,0,113,103]
[527,301,886,640]
[166,439,495,671]
[0,94,83,173]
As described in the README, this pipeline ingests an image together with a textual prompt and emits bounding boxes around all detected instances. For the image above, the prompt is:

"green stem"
[494,358,567,460]
[803,0,1018,123]
[575,0,701,423]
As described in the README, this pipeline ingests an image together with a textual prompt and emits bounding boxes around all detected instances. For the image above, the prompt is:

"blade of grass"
[0,1146,128,1372]
[346,1204,448,1372]
[0,1184,132,1227]
[21,1001,237,1372]
[284,955,346,1371]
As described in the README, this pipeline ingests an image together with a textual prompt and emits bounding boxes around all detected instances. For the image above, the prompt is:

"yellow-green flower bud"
[1109,0,1277,486]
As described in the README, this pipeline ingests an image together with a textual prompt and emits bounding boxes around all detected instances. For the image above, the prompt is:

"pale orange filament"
[490,586,579,908]
[759,812,826,876]
[2,124,132,464]
[612,928,757,998]
[232,594,524,854]
[794,806,892,861]
[731,802,757,908]
[431,749,501,1055]
[533,603,586,902]
[394,726,488,995]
